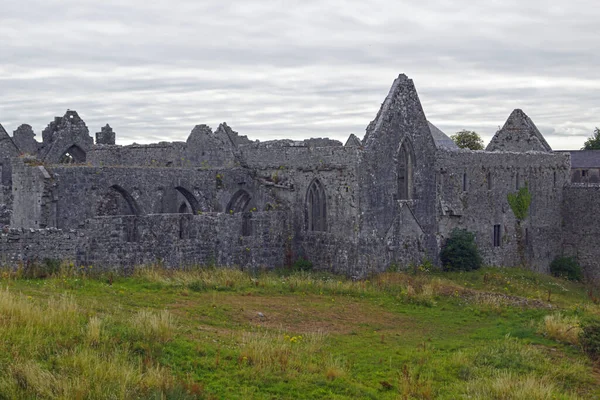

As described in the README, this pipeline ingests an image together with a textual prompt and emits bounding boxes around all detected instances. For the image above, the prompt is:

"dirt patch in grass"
[170,294,416,335]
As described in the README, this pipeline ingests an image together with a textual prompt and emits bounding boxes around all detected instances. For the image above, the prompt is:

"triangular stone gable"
[0,123,21,157]
[344,133,362,147]
[363,74,429,146]
[357,74,438,263]
[40,110,94,163]
[486,109,552,152]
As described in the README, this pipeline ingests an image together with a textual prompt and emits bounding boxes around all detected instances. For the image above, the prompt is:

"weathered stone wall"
[0,125,22,224]
[357,75,436,268]
[571,168,600,183]
[562,184,600,281]
[82,212,290,270]
[239,142,367,274]
[47,165,262,228]
[40,111,93,163]
[87,143,188,167]
[10,158,367,273]
[241,141,352,169]
[436,149,570,272]
[0,228,80,266]
[13,124,39,155]
[11,158,57,229]
[5,73,600,278]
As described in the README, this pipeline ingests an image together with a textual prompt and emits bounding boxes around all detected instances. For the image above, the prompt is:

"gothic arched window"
[397,140,414,200]
[306,179,327,231]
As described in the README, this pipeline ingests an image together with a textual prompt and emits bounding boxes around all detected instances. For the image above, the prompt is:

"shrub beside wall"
[440,229,482,272]
[549,257,583,282]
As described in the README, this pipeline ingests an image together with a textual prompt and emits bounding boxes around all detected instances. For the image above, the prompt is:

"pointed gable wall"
[13,124,40,155]
[486,109,552,152]
[40,110,94,163]
[358,74,438,262]
[344,134,362,147]
[0,124,20,159]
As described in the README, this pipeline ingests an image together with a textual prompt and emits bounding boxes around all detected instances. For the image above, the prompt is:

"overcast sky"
[1,0,598,149]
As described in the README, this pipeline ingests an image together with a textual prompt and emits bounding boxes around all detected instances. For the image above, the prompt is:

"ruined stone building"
[0,74,598,278]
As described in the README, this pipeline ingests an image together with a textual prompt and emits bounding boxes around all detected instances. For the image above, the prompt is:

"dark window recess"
[582,170,588,177]
[462,173,468,192]
[553,171,557,188]
[487,171,492,190]
[397,141,413,200]
[179,216,189,239]
[59,145,86,164]
[493,224,501,247]
[242,213,253,236]
[306,179,327,231]
[226,190,251,213]
[125,218,138,242]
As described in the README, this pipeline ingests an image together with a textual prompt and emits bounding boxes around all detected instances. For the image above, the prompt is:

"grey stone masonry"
[0,73,598,279]
[96,124,116,145]
[486,109,552,152]
[13,124,39,155]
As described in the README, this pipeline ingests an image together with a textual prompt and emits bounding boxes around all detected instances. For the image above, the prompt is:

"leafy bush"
[440,229,482,272]
[507,186,531,221]
[292,257,313,272]
[549,256,582,281]
[579,318,600,361]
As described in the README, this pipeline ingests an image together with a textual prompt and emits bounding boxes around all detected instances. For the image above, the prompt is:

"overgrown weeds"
[539,313,581,345]
[0,287,186,399]
[239,329,329,373]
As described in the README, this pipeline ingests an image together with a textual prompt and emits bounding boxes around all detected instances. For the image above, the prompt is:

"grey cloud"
[1,0,599,149]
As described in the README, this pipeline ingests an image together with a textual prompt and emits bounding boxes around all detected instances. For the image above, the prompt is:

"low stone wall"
[0,228,81,267]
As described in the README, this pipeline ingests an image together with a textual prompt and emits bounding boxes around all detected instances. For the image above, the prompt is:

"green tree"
[582,127,600,150]
[451,130,484,150]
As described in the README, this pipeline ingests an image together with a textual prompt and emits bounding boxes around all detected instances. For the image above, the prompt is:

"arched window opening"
[397,140,414,200]
[178,203,189,214]
[97,185,142,216]
[175,186,200,214]
[306,179,327,232]
[59,145,86,164]
[227,190,251,214]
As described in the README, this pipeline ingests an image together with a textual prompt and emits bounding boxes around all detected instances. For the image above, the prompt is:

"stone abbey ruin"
[0,74,598,277]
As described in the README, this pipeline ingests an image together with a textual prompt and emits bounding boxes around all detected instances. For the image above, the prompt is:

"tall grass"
[539,313,581,345]
[464,371,564,400]
[447,335,589,399]
[132,309,175,343]
[133,265,583,312]
[238,329,342,381]
[0,287,180,399]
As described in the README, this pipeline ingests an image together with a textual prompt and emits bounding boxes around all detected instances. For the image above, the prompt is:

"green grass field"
[0,264,599,399]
